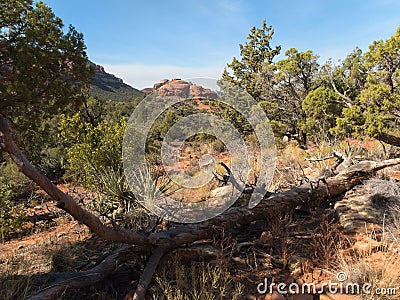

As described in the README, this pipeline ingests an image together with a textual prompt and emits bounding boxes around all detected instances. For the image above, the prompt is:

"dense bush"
[59,113,126,187]
[0,161,31,240]
[301,86,343,141]
[58,113,160,229]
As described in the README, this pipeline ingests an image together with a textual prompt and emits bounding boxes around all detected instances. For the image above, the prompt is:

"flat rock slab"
[334,185,383,234]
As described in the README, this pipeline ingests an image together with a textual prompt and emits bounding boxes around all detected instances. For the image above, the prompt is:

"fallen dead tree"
[2,113,400,299]
[27,245,130,300]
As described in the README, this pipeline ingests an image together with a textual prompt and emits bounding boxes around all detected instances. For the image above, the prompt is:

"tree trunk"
[377,132,400,147]
[296,129,307,149]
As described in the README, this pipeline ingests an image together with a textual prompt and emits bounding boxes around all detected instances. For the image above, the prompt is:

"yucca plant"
[127,167,179,210]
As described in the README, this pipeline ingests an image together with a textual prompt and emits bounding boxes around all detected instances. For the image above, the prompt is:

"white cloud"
[216,0,242,12]
[102,64,226,90]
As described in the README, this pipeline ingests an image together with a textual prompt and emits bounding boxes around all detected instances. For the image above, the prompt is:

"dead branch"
[304,155,336,162]
[305,150,345,164]
[324,65,353,107]
[219,162,268,194]
[219,161,249,193]
[125,245,171,300]
[27,244,130,300]
[305,151,348,177]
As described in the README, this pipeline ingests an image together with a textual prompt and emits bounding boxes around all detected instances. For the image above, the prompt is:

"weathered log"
[27,244,130,300]
[147,159,400,249]
[377,132,400,148]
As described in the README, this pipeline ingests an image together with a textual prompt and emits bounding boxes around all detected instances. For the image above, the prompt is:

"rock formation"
[90,63,143,101]
[149,78,217,99]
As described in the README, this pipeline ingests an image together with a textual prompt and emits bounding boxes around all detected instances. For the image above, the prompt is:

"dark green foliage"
[0,0,93,166]
[223,20,319,146]
[302,86,343,140]
[330,26,400,142]
[327,47,367,103]
[225,20,400,146]
[81,96,139,125]
[223,19,281,102]
[1,0,93,124]
[210,99,253,137]
[0,161,31,240]
[272,48,319,145]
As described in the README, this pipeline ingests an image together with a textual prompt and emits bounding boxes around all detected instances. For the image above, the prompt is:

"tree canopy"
[0,0,93,125]
[222,20,281,102]
[330,26,400,146]
[224,20,400,147]
[223,21,319,147]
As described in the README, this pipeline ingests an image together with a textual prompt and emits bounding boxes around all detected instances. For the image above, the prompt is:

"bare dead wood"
[219,161,250,193]
[305,151,345,163]
[219,161,268,194]
[324,65,353,107]
[330,150,348,172]
[305,155,336,162]
[305,150,348,175]
[124,245,171,300]
[27,244,130,300]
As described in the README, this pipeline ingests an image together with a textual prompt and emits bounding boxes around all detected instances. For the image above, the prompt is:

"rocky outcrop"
[141,88,154,94]
[189,84,218,99]
[150,78,217,99]
[157,79,191,97]
[153,79,170,90]
[90,63,143,101]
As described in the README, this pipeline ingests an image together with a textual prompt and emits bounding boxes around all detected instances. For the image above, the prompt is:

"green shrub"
[302,86,343,141]
[0,161,30,241]
[59,114,163,230]
[59,113,126,187]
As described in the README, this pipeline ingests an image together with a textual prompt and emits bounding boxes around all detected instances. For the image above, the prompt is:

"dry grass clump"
[334,178,400,300]
[336,245,400,299]
[0,256,32,300]
[151,254,244,300]
[311,217,351,269]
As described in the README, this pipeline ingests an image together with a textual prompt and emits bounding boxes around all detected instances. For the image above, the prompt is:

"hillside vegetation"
[90,63,144,102]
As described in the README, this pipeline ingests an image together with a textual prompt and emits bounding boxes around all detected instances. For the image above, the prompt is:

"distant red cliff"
[141,78,217,99]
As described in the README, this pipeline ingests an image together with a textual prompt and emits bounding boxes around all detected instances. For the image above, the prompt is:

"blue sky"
[43,0,400,89]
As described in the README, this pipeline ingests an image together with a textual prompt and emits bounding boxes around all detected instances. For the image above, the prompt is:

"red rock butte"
[143,78,218,99]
